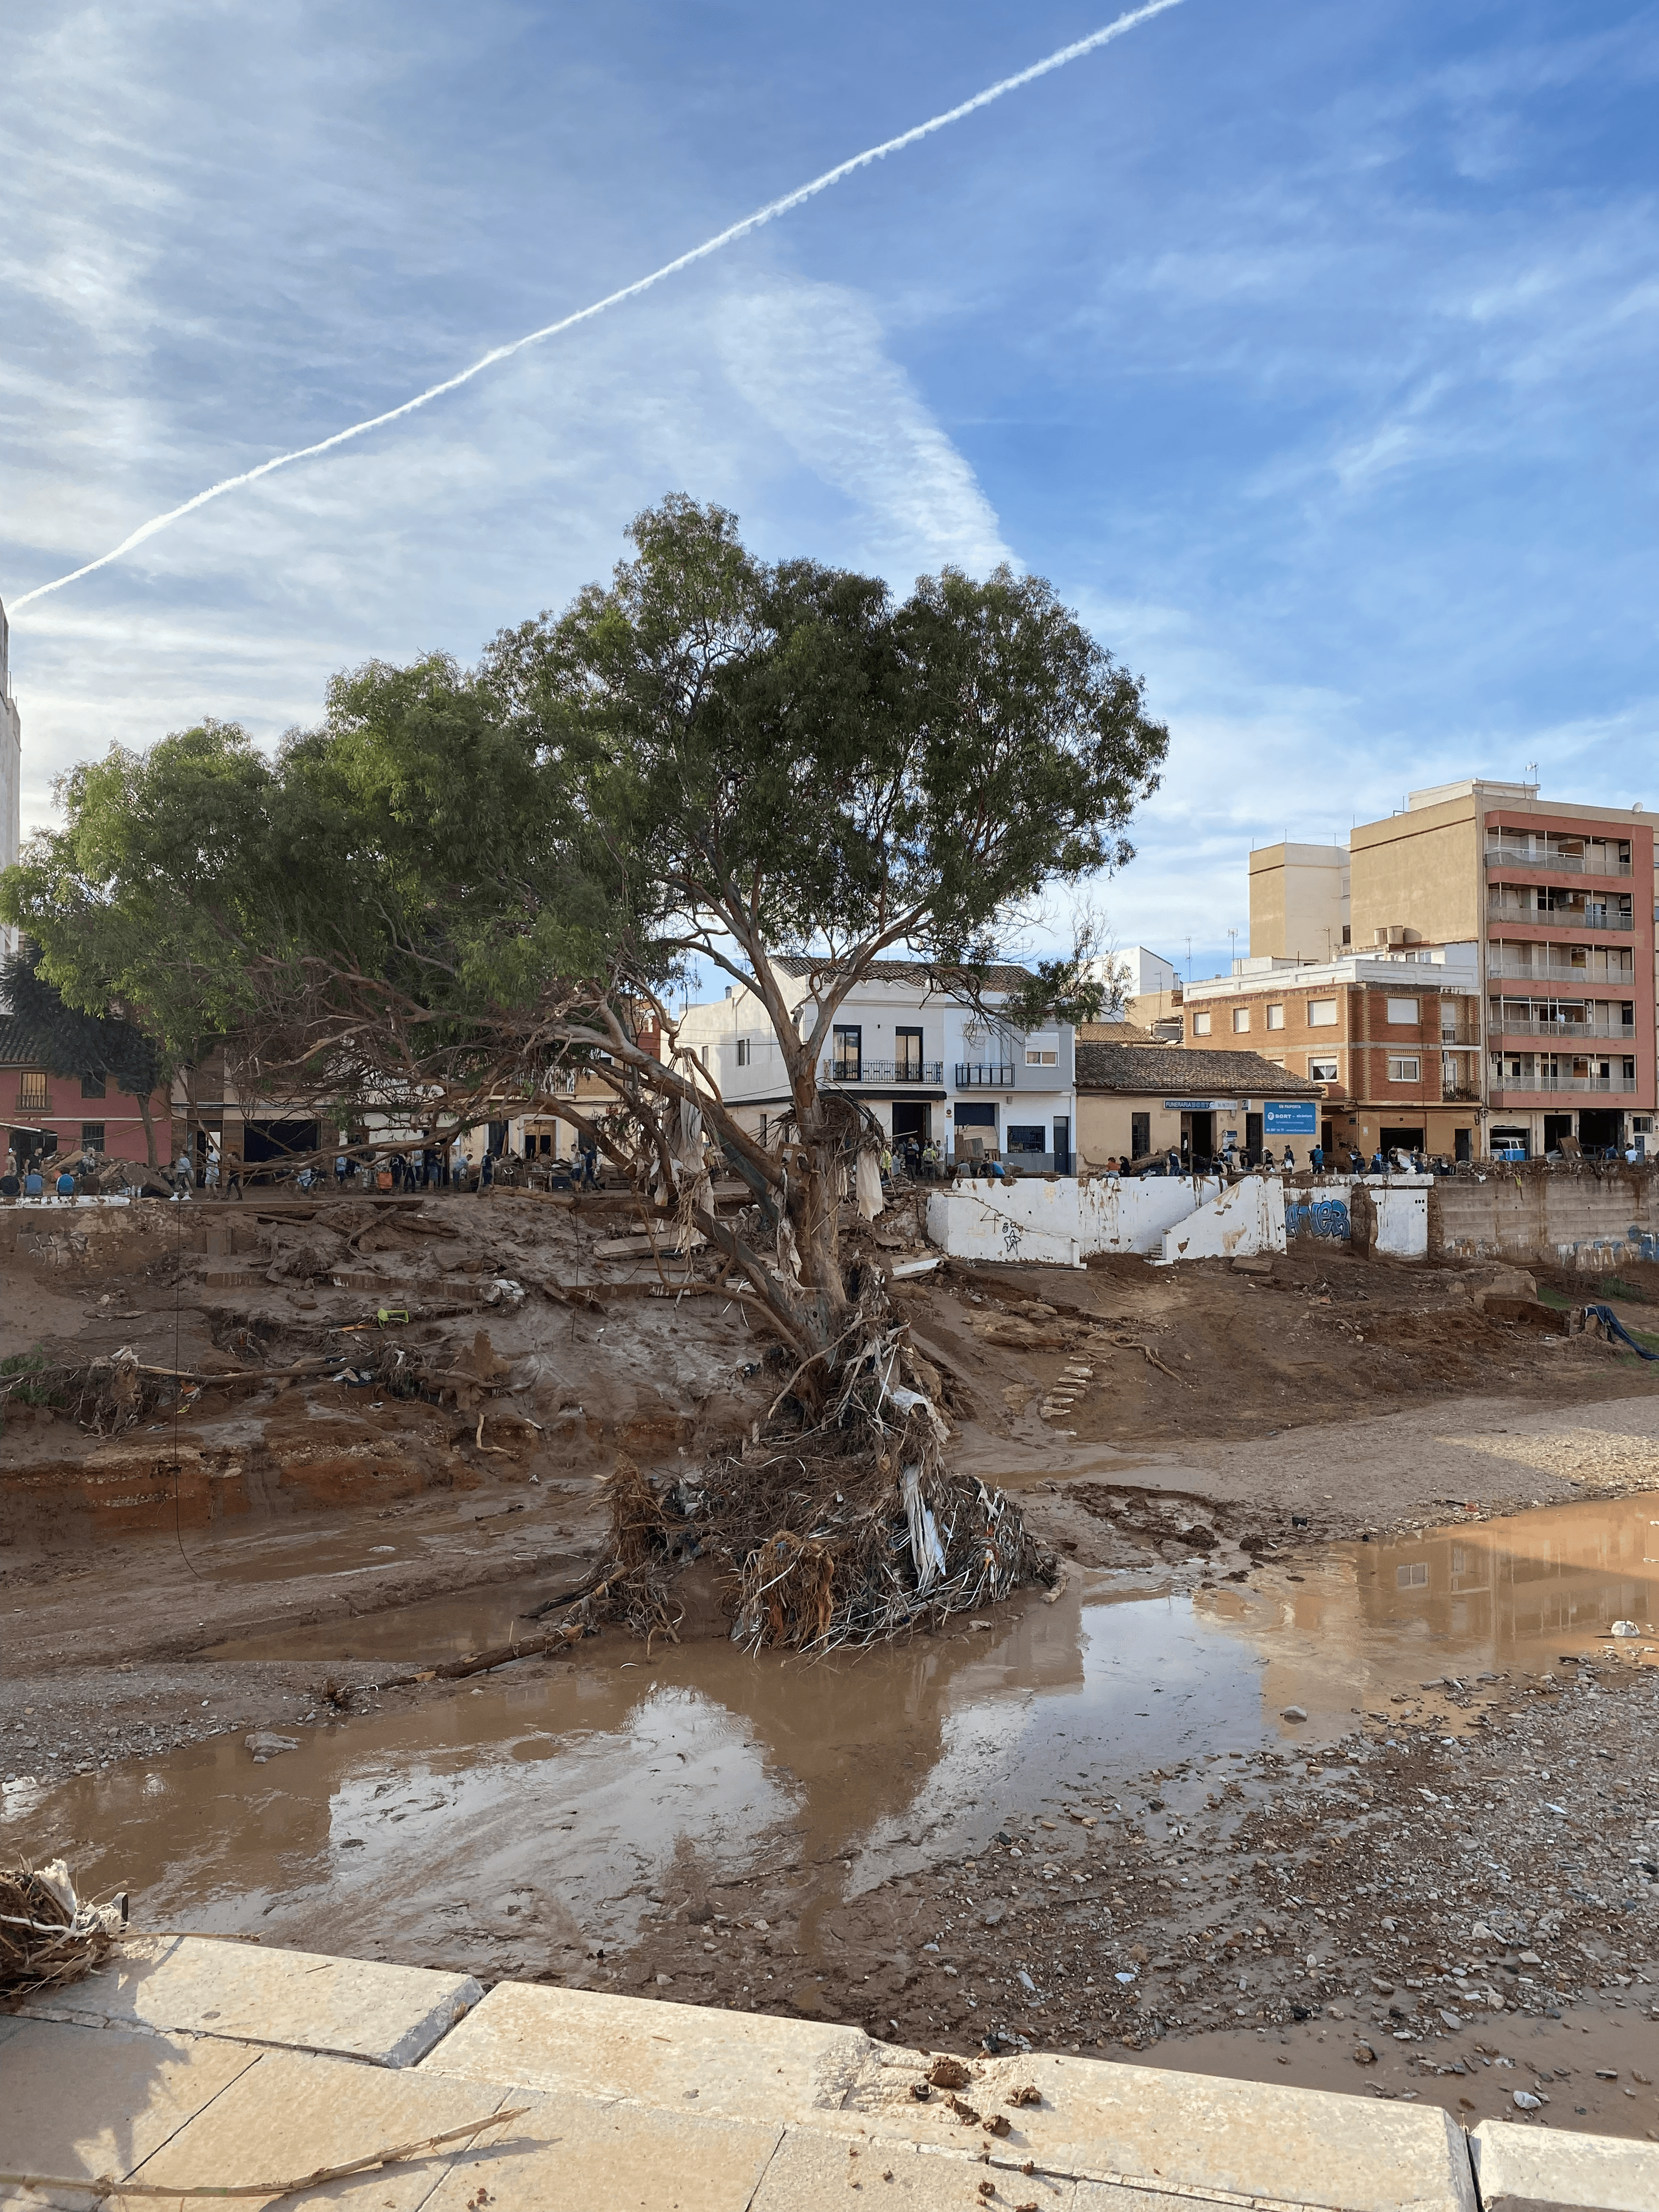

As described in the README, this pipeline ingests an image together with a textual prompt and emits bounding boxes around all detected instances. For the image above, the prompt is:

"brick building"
[1182,953,1482,1164]
[1247,778,1655,1158]
[1,1018,170,1167]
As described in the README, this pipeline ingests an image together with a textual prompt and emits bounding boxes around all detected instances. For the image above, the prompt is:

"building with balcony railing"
[677,957,1078,1168]
[1247,778,1655,1159]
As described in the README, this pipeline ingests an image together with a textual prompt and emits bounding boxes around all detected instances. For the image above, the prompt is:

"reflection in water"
[6,1494,1654,1974]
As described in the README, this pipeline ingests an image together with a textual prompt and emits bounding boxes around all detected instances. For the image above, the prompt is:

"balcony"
[1487,899,1634,932]
[1487,956,1637,984]
[1490,1076,1639,1098]
[14,1086,50,1115]
[1484,850,1632,878]
[821,1058,944,1087]
[954,1063,1017,1088]
[1487,1016,1636,1040]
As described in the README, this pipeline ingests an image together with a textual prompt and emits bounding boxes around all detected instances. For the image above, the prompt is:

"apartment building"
[678,958,1077,1169]
[1183,951,1482,1163]
[1248,779,1656,1158]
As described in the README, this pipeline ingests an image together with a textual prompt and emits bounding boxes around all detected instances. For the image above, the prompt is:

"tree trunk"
[137,1089,158,1170]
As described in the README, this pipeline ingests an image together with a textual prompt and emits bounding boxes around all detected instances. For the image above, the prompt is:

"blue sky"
[4,0,1656,985]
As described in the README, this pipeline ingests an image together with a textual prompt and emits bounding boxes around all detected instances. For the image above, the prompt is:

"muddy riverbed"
[7,1489,1658,2141]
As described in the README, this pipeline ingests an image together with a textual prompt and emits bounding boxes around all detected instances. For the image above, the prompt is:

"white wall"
[1156,1177,1286,1263]
[927,1169,1434,1267]
[926,1175,1226,1266]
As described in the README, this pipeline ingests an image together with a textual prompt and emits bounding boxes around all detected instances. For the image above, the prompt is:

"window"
[1308,1057,1339,1081]
[895,1026,924,1080]
[1266,1003,1284,1030]
[1007,1125,1047,1153]
[16,1071,48,1110]
[757,1114,768,1148]
[1307,998,1337,1027]
[1024,1032,1058,1066]
[80,1122,106,1153]
[1131,1111,1150,1159]
[735,1038,749,1067]
[833,1025,862,1081]
[1396,1562,1428,1589]
[1386,996,1420,1025]
[1191,1010,1212,1036]
[1387,1056,1421,1082]
[81,1072,106,1099]
[1232,1007,1251,1032]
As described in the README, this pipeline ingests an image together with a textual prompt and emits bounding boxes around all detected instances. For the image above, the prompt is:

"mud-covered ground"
[5,1187,1659,2140]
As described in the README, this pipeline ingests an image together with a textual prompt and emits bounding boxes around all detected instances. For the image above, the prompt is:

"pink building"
[0,1019,169,1167]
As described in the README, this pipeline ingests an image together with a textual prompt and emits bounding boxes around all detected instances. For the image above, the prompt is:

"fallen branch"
[385,1623,584,1685]
[1109,1334,1186,1384]
[0,2106,532,2203]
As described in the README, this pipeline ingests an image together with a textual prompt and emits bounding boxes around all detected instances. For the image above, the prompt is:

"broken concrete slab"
[419,1978,874,2120]
[17,1934,481,2067]
[1470,2117,1659,2212]
[0,2019,259,2202]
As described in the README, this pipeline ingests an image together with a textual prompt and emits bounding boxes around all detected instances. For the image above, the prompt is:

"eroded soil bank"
[4,1193,1659,2140]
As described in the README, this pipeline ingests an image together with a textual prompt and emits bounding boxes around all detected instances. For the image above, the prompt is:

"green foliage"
[2,939,167,1108]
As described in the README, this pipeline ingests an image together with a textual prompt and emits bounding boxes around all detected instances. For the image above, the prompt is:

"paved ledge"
[1470,2117,1659,2212]
[14,1932,481,2067]
[0,1940,1489,2212]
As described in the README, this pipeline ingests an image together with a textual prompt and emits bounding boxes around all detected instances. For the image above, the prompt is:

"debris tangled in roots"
[0,1860,127,1999]
[546,1316,1053,1652]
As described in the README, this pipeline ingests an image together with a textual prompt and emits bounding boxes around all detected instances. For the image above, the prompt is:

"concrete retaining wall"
[1158,1176,1285,1262]
[1429,1166,1659,1274]
[926,1175,1225,1266]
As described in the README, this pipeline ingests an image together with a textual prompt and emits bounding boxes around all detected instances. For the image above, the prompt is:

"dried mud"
[5,1187,1659,2140]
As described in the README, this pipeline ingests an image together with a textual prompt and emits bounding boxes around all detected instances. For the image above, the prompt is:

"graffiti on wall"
[1286,1197,1351,1243]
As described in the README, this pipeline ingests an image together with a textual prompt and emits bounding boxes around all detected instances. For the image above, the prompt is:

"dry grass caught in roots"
[1,1860,126,2000]
[557,1317,1053,1654]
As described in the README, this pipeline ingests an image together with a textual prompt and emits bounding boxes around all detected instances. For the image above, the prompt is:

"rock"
[981,1906,1006,1928]
[1439,2008,1464,2030]
[1352,2043,1376,2065]
[1611,1621,1639,1637]
[1018,1968,1037,1994]
[1512,2090,1543,2111]
[927,2056,972,2090]
[1281,1706,1308,1723]
[244,1731,301,1762]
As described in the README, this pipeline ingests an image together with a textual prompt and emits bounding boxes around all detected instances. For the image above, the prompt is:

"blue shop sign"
[1263,1099,1318,1137]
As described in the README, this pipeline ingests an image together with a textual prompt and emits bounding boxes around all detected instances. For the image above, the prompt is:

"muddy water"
[5,1496,1655,1979]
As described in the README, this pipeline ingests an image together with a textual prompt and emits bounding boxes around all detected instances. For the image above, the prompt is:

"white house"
[677,958,1079,1170]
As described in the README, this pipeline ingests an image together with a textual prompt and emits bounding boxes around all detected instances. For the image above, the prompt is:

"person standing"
[450,1137,469,1190]
[478,1149,494,1194]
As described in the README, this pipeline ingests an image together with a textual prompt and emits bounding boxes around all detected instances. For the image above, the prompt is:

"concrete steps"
[4,1937,1650,2212]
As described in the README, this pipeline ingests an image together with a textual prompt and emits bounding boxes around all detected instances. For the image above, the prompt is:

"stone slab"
[825,2049,1475,2212]
[128,2045,526,2210]
[422,2085,781,2212]
[1470,2118,1659,2212]
[419,1978,873,2120]
[0,2019,258,2211]
[17,1934,481,2067]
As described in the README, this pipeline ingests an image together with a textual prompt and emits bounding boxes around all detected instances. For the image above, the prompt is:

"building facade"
[1182,950,1482,1163]
[1248,779,1656,1158]
[678,960,1078,1169]
[2,1019,170,1167]
[1074,1040,1319,1169]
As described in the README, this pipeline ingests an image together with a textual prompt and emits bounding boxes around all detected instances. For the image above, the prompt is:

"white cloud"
[715,277,1010,582]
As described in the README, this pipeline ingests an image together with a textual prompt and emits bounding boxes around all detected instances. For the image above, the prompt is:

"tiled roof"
[1076,1020,1159,1045]
[769,957,1037,993]
[0,1018,42,1069]
[1074,1041,1319,1096]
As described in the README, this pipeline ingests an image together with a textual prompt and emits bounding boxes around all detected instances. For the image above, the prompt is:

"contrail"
[9,0,1185,614]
